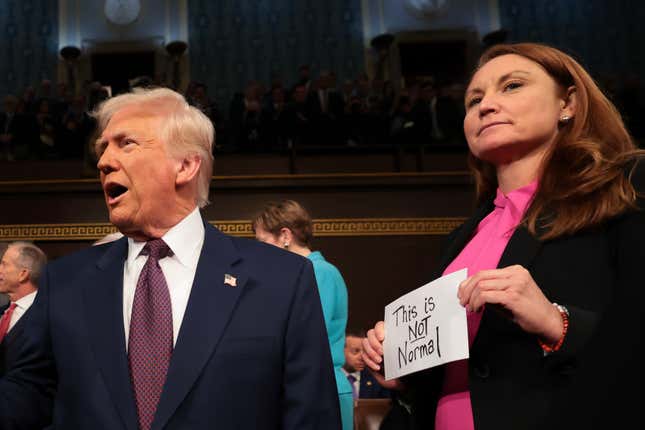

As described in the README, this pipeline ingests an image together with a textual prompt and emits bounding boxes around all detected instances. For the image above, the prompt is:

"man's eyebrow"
[95,132,127,152]
[465,70,532,98]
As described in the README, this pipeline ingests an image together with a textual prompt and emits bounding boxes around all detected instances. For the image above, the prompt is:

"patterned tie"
[347,374,358,400]
[128,239,173,430]
[0,302,17,343]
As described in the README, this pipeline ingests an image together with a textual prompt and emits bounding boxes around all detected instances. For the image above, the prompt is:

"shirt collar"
[494,180,538,218]
[14,290,38,310]
[341,367,361,381]
[127,207,204,268]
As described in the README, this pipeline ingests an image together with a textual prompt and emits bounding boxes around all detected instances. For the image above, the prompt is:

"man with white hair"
[0,241,47,352]
[0,241,51,428]
[0,88,340,429]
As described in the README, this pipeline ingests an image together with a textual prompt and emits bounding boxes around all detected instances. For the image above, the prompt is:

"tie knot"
[7,303,16,311]
[347,374,356,383]
[142,239,172,260]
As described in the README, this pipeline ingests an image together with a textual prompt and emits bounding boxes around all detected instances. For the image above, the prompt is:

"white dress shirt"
[7,290,38,332]
[122,207,205,348]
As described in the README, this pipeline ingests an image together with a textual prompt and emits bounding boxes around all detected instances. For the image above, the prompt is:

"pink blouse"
[435,180,538,430]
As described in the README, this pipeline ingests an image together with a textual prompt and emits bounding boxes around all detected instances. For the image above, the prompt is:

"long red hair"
[469,43,643,240]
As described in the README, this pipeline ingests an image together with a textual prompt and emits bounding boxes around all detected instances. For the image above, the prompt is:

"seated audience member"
[0,95,36,160]
[229,81,263,150]
[261,86,290,149]
[343,329,391,399]
[59,95,94,159]
[0,242,47,374]
[284,84,314,147]
[345,329,413,430]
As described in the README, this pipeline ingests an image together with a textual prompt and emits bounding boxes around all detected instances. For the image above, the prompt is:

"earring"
[283,242,289,249]
[560,115,571,123]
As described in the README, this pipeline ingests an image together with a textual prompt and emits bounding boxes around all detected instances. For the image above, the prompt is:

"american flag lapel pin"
[224,273,237,287]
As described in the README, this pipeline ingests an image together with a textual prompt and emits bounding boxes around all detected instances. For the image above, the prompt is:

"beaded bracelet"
[538,303,569,353]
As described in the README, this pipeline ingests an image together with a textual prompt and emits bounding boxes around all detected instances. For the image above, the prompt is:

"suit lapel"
[83,238,139,430]
[477,215,544,338]
[497,225,543,269]
[153,224,248,430]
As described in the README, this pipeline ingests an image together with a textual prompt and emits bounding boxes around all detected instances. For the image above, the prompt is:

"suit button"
[473,363,490,379]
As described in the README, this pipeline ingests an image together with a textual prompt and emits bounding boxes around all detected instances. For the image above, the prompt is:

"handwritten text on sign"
[383,269,469,380]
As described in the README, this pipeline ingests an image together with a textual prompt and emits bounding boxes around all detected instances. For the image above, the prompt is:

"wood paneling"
[0,163,476,332]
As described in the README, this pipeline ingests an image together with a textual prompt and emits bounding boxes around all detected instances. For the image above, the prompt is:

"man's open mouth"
[105,183,129,202]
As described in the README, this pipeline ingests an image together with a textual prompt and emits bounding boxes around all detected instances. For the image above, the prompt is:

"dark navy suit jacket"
[0,221,340,429]
[0,303,29,374]
[358,369,391,399]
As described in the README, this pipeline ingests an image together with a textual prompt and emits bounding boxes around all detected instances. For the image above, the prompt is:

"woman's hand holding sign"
[362,321,404,391]
[457,264,563,344]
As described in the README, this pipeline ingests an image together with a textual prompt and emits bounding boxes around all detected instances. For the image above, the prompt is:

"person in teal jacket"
[253,199,353,430]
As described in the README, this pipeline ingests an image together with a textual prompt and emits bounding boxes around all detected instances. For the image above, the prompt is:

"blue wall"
[0,0,58,98]
[188,0,365,111]
[499,0,645,82]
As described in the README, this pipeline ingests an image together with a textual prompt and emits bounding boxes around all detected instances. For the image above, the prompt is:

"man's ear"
[175,154,202,186]
[560,85,577,119]
[17,268,29,284]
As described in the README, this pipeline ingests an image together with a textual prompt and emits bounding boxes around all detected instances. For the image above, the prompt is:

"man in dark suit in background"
[0,241,47,373]
[0,87,340,430]
[0,241,52,429]
[0,243,7,308]
[343,329,391,400]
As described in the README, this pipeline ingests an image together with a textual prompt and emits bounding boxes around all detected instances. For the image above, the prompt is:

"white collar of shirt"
[14,290,37,311]
[123,207,205,348]
[126,207,204,269]
[7,290,38,332]
[342,368,361,383]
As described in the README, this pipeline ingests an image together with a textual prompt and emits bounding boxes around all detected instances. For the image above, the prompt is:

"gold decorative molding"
[0,218,467,241]
[312,218,465,237]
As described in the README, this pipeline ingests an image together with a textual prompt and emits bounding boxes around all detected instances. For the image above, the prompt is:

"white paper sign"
[383,269,469,380]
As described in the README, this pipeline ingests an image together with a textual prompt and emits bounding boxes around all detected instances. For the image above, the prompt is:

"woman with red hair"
[363,43,645,429]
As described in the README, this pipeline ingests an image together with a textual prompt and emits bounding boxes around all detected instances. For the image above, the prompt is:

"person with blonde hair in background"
[253,199,353,430]
[362,43,645,429]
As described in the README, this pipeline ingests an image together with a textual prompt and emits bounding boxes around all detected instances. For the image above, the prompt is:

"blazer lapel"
[478,216,544,336]
[83,238,139,430]
[152,224,248,430]
[497,225,543,269]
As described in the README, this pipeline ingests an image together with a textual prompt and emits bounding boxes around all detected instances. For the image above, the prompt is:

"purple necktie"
[347,374,358,400]
[128,239,173,430]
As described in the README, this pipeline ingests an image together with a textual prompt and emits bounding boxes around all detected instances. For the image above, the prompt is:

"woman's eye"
[504,81,523,91]
[466,97,481,108]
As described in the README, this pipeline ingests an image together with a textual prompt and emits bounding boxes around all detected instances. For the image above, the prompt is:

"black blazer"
[402,174,645,429]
